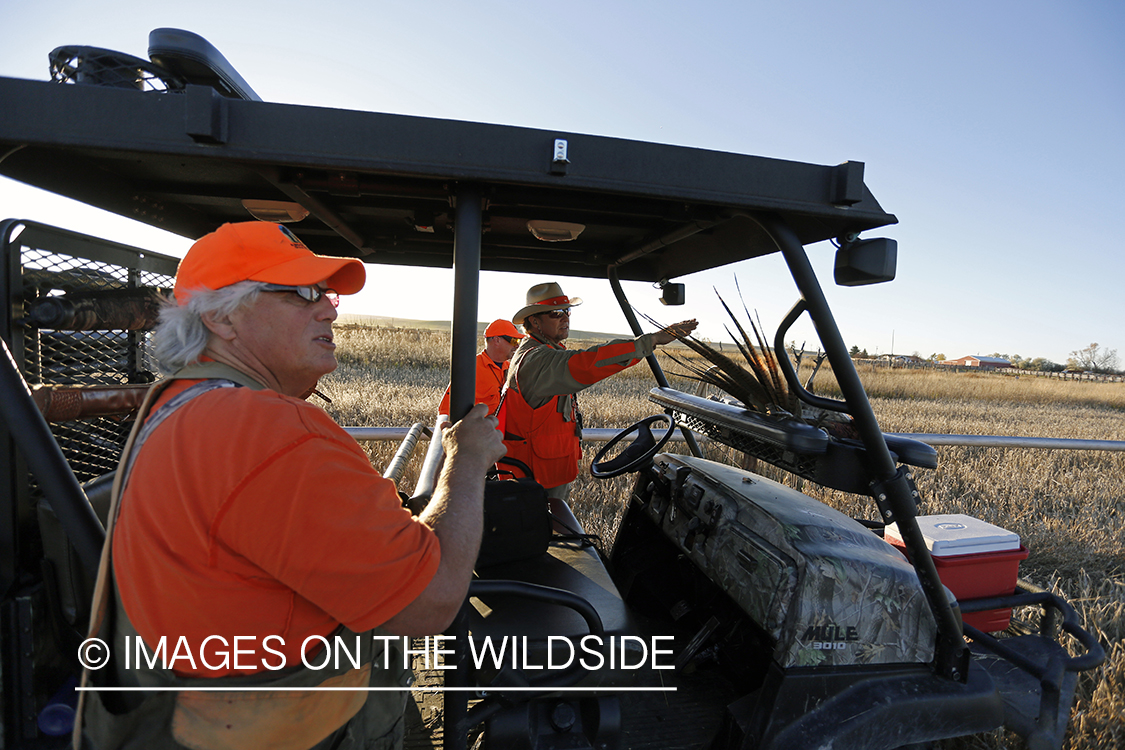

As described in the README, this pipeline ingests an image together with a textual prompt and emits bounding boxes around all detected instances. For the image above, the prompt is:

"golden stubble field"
[321,325,1124,750]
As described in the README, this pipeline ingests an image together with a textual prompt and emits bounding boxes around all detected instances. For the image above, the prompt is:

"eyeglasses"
[542,308,570,319]
[499,335,518,344]
[261,284,339,307]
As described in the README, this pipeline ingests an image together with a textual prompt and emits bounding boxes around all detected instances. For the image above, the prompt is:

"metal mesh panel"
[18,244,175,482]
[673,409,820,479]
[48,46,183,93]
[50,420,134,483]
[21,248,167,385]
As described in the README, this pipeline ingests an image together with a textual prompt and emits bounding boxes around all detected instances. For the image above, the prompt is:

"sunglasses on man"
[261,284,340,307]
[540,308,570,319]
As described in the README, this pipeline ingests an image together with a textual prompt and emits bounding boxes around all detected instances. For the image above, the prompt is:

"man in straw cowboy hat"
[438,318,525,417]
[78,222,505,750]
[499,281,696,502]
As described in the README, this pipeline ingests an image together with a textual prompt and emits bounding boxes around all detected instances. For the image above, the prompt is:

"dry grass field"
[321,325,1124,750]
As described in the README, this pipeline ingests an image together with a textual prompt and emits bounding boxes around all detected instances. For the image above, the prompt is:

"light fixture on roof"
[241,199,310,223]
[527,220,585,242]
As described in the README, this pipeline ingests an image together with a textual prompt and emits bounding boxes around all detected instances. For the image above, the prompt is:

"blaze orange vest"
[499,386,582,489]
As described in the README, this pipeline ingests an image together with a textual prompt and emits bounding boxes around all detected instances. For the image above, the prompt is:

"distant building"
[940,355,1013,369]
[877,354,924,365]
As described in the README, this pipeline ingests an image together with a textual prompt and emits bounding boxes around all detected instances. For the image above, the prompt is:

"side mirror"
[659,282,685,306]
[834,237,897,286]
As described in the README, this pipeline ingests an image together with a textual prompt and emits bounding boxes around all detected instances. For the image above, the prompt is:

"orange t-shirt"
[113,381,440,676]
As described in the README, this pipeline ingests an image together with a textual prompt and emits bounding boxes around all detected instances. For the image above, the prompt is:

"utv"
[0,28,1104,750]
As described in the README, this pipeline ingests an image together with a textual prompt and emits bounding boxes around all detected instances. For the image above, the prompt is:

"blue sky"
[1,1,1122,366]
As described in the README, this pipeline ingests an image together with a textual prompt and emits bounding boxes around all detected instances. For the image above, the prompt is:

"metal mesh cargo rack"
[1,220,178,483]
[48,45,185,93]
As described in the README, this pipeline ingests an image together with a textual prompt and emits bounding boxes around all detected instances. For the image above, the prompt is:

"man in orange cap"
[438,318,524,417]
[499,281,696,503]
[81,222,505,750]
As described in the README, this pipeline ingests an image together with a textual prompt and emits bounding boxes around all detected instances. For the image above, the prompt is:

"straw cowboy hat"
[512,282,583,325]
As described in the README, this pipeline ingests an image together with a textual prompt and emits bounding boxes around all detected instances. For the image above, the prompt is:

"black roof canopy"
[0,74,897,281]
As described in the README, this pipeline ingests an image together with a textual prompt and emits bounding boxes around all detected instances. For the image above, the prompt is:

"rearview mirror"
[834,238,897,286]
[659,282,685,305]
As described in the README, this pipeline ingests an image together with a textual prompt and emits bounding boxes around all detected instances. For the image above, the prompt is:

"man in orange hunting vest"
[437,319,524,417]
[498,281,696,502]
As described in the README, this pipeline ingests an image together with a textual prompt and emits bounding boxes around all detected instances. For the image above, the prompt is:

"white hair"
[151,281,268,375]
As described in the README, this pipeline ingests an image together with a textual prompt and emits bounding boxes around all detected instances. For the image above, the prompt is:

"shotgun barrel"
[26,288,169,331]
[30,383,151,421]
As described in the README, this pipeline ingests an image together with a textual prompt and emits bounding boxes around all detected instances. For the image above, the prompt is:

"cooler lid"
[885,514,1021,556]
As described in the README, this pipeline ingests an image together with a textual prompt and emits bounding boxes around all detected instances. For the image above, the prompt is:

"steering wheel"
[590,414,674,478]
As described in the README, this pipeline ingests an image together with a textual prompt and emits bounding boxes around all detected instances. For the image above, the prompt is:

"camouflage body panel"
[646,454,937,667]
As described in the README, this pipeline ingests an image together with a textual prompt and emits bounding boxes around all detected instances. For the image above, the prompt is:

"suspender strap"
[74,373,243,747]
[116,379,238,488]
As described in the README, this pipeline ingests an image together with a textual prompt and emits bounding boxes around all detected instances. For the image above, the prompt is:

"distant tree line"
[987,353,1066,372]
[1000,344,1120,374]
[1066,343,1120,374]
[845,342,1121,375]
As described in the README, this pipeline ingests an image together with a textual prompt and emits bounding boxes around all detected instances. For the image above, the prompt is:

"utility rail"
[343,426,1125,452]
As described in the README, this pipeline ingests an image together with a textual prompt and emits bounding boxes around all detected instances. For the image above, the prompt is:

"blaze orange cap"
[173,222,366,305]
[484,319,525,339]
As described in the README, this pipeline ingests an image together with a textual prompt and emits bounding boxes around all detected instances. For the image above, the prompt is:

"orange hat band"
[535,295,571,306]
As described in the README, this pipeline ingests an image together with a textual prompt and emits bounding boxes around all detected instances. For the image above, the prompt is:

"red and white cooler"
[884,514,1029,632]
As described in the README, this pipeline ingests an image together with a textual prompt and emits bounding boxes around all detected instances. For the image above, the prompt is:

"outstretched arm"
[652,319,699,345]
[516,320,700,407]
